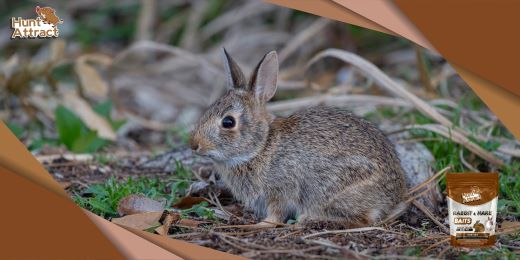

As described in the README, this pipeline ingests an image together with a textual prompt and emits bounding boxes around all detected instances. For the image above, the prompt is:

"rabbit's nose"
[189,135,200,151]
[189,139,199,151]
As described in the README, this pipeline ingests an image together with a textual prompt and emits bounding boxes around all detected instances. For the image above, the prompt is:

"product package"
[447,173,499,247]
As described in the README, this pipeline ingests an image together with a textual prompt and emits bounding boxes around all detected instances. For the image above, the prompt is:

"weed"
[55,105,108,153]
[181,201,216,220]
[73,176,169,218]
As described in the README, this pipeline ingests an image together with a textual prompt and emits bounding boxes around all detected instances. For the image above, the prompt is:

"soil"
[44,149,519,259]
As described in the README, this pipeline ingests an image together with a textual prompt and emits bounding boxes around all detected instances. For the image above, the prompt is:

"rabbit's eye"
[221,116,236,129]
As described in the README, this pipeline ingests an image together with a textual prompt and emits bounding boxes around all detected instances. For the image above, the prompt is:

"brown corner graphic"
[0,165,124,259]
[393,0,520,97]
[265,0,395,36]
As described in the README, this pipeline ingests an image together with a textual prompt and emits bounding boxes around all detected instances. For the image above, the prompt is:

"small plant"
[181,201,216,220]
[55,105,108,153]
[93,100,126,131]
[73,177,169,218]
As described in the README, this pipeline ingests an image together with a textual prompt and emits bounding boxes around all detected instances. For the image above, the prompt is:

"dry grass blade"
[302,227,403,239]
[306,49,454,127]
[404,124,503,166]
[62,91,116,140]
[180,1,208,50]
[408,166,450,195]
[134,0,156,42]
[267,94,411,113]
[412,200,449,234]
[305,49,507,167]
[278,18,332,64]
[75,54,112,100]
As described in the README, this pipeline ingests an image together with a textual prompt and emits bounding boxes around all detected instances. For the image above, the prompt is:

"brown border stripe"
[332,0,434,50]
[264,0,395,36]
[0,122,67,198]
[125,228,247,260]
[454,65,520,139]
[0,120,237,259]
[84,211,182,259]
[0,165,124,259]
[393,0,520,97]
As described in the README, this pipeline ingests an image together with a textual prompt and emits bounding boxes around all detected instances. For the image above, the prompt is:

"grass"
[72,160,216,220]
[365,98,520,219]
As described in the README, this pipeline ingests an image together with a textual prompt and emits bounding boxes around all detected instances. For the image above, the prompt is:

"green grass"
[458,247,518,260]
[73,160,216,220]
[366,102,520,218]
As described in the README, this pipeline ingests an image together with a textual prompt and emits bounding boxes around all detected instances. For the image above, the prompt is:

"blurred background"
[1,0,518,203]
[1,0,455,153]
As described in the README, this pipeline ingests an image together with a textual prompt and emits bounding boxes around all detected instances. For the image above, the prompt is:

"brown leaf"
[111,211,162,230]
[62,91,116,141]
[117,194,165,216]
[172,196,207,209]
[75,54,112,100]
[155,211,181,236]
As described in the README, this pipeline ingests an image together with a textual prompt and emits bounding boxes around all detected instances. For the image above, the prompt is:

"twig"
[408,166,450,195]
[302,226,404,239]
[208,191,236,218]
[305,239,366,259]
[403,124,503,166]
[414,45,435,95]
[277,229,304,239]
[412,200,449,234]
[459,149,479,172]
[421,237,450,255]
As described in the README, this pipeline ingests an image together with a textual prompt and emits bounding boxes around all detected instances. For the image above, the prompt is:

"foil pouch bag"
[447,173,498,247]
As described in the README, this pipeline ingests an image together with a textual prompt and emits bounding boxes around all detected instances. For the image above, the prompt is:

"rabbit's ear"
[222,48,246,89]
[250,51,278,103]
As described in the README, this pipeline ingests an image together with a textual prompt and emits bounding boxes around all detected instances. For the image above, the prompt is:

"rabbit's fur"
[189,49,407,227]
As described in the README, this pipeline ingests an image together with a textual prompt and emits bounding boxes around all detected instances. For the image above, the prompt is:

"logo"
[11,6,63,39]
[462,186,482,203]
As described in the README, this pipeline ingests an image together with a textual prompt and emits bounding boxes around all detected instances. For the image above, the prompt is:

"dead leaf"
[117,194,165,216]
[172,196,207,209]
[111,211,162,230]
[75,54,112,100]
[62,91,116,140]
[155,211,181,236]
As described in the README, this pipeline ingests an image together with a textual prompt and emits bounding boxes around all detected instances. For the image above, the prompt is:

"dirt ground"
[43,149,519,259]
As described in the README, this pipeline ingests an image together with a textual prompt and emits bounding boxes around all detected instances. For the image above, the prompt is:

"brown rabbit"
[473,220,485,232]
[189,49,407,227]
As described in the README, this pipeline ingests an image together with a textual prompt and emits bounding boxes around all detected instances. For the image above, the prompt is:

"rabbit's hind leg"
[320,189,383,227]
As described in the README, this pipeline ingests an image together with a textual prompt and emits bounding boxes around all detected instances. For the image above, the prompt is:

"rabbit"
[189,49,407,227]
[485,216,494,232]
[473,220,485,232]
